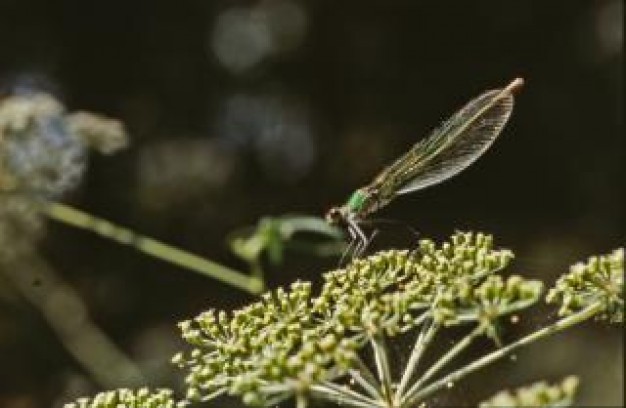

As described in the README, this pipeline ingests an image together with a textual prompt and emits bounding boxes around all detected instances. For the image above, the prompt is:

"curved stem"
[403,302,604,407]
[0,246,145,387]
[43,201,263,294]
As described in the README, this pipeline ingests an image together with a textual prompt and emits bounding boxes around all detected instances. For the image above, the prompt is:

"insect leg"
[348,219,369,258]
[355,228,379,257]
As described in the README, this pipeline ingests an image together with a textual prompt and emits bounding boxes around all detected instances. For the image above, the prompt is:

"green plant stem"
[349,368,383,401]
[43,201,263,294]
[403,302,604,407]
[249,259,266,288]
[311,382,386,408]
[351,354,383,398]
[296,393,308,408]
[395,319,439,401]
[401,322,485,404]
[370,333,394,404]
[0,246,145,387]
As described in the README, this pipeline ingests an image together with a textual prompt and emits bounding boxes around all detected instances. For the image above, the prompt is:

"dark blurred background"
[0,0,623,407]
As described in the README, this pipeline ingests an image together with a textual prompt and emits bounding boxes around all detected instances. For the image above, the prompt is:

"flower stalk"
[43,201,263,294]
[402,301,605,407]
[395,319,439,400]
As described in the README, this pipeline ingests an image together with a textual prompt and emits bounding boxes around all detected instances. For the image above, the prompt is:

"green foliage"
[228,214,345,283]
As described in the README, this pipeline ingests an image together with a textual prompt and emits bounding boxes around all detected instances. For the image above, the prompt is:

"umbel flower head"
[173,280,354,406]
[174,232,542,406]
[479,376,579,408]
[315,232,520,336]
[547,248,624,323]
[63,387,184,408]
[0,92,128,198]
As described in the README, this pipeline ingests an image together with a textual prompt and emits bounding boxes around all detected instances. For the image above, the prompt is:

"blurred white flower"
[66,111,129,155]
[0,93,87,198]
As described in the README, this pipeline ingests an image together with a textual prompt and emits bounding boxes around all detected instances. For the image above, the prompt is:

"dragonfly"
[326,77,524,255]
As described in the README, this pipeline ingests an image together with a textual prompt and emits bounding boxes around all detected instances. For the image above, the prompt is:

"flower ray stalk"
[311,382,386,408]
[370,333,394,404]
[402,302,604,407]
[395,318,439,401]
[296,393,307,408]
[349,355,384,401]
[401,322,486,404]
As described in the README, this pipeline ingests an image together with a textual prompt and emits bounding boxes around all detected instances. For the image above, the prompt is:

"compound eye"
[325,207,343,225]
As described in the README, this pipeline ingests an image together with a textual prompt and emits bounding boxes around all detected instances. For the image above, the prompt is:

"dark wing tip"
[504,77,525,94]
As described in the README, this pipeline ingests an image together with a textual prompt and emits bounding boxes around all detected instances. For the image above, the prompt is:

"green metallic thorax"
[342,188,382,221]
[347,190,367,212]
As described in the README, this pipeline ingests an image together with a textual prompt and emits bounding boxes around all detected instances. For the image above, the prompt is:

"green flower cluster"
[63,388,184,408]
[479,376,579,408]
[434,274,542,332]
[175,232,539,406]
[174,280,357,406]
[317,232,517,336]
[547,248,624,323]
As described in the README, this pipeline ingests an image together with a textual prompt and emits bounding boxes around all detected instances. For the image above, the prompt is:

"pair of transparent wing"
[373,78,521,199]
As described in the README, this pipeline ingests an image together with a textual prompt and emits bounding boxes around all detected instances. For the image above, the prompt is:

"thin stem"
[264,393,293,407]
[401,323,485,404]
[249,259,266,288]
[0,246,145,387]
[370,333,394,404]
[403,302,604,407]
[311,382,386,408]
[199,388,227,402]
[395,318,439,400]
[349,369,383,401]
[43,202,263,294]
[296,393,307,408]
[351,355,384,400]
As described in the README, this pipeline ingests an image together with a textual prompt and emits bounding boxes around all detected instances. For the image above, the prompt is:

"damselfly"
[326,78,524,254]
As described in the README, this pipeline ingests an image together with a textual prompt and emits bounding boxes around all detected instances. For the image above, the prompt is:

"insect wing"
[397,88,515,194]
[372,79,520,198]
